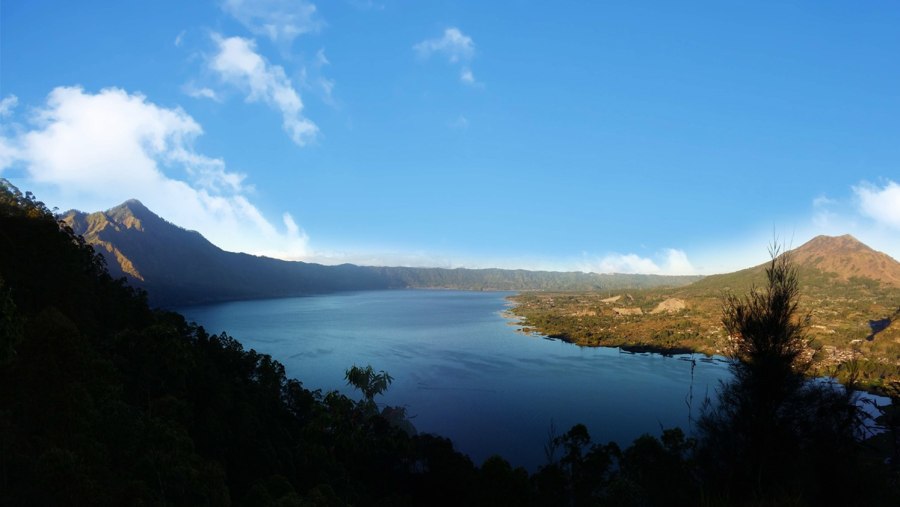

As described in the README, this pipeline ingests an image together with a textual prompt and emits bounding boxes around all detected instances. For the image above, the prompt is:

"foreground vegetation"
[2,182,898,505]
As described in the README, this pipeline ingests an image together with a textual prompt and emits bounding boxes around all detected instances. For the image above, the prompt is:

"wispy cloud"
[854,180,900,230]
[182,82,220,101]
[0,86,309,259]
[812,194,837,209]
[811,193,840,229]
[315,47,329,66]
[221,0,321,46]
[308,48,336,105]
[414,27,479,85]
[174,30,186,47]
[347,0,384,11]
[0,97,18,168]
[460,68,475,85]
[210,34,318,146]
[449,114,469,129]
[0,95,18,117]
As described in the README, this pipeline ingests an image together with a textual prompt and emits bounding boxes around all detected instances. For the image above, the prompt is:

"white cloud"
[752,181,900,269]
[0,86,309,259]
[661,248,696,275]
[854,180,900,230]
[0,138,17,170]
[210,34,318,145]
[0,95,18,117]
[174,30,186,47]
[414,27,479,85]
[590,254,660,274]
[581,248,697,275]
[221,0,321,45]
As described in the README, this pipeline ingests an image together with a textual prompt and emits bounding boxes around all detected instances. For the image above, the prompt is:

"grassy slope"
[510,262,900,391]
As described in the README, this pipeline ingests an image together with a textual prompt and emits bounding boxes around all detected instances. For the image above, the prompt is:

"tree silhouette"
[0,279,23,365]
[698,244,874,503]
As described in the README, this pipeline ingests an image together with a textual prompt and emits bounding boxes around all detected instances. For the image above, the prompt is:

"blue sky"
[2,1,899,274]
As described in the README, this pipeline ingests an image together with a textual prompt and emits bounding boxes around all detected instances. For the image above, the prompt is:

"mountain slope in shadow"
[61,200,703,306]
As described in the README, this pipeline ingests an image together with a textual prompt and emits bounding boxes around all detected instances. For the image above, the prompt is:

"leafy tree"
[344,364,393,405]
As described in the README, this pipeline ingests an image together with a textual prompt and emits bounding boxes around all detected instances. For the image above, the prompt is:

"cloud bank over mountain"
[0,86,310,259]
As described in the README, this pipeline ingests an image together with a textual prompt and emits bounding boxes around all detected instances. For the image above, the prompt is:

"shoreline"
[503,293,897,397]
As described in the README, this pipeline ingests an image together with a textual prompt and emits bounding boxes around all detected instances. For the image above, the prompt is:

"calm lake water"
[178,290,737,469]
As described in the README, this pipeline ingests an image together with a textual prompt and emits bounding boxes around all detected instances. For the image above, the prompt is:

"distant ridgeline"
[61,200,702,306]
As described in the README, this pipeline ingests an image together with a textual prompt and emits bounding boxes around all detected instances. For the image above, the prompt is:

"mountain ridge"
[61,200,703,306]
[791,234,900,287]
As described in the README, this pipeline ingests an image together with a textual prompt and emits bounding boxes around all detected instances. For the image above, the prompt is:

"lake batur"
[181,289,735,469]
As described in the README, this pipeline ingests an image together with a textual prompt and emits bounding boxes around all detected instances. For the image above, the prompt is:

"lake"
[178,290,739,469]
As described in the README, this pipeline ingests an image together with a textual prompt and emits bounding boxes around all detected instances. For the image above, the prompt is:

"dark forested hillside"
[0,183,487,505]
[61,200,702,307]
